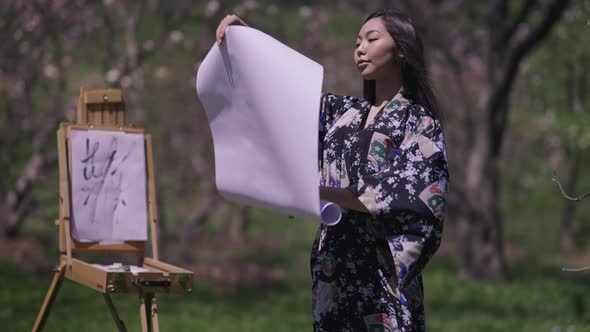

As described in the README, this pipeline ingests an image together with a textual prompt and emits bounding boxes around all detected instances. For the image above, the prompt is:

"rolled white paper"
[320,200,342,226]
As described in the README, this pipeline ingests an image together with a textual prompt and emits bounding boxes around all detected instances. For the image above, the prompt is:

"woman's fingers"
[215,16,228,45]
[217,15,237,45]
[216,14,247,45]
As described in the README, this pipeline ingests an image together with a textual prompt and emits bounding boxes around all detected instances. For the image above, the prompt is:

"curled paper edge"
[320,200,342,226]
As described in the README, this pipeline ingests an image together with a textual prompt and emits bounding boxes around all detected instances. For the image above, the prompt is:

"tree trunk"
[561,146,580,253]
[458,102,507,281]
[456,0,569,281]
[561,54,586,253]
[155,189,169,260]
[179,193,217,263]
[228,205,250,242]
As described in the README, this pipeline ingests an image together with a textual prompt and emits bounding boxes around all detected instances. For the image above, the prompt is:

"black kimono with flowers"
[311,90,449,332]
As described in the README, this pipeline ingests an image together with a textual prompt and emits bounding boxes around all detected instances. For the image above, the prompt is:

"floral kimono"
[311,89,449,332]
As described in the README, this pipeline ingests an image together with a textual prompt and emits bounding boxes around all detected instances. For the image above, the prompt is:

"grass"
[4,251,590,331]
[425,258,590,332]
[8,188,590,332]
[1,261,312,332]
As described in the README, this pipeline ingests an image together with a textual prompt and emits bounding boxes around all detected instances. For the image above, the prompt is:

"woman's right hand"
[216,14,248,45]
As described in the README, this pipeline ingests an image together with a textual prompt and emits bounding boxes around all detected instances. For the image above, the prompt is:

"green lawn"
[3,255,590,331]
[7,193,590,331]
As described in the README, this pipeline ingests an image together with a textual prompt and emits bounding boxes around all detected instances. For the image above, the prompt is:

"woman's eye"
[368,38,377,42]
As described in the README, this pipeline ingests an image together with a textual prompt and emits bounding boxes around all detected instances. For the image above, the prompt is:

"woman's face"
[354,17,400,80]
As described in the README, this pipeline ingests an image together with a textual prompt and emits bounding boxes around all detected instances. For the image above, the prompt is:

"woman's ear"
[392,52,405,65]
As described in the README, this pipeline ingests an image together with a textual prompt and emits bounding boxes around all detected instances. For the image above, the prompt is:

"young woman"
[216,9,449,332]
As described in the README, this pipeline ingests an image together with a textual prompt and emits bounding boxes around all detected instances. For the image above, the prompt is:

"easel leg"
[103,293,127,332]
[151,295,160,332]
[140,293,155,332]
[32,263,66,332]
[140,294,148,332]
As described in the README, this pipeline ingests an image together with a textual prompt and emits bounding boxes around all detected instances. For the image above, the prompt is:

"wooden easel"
[32,88,193,332]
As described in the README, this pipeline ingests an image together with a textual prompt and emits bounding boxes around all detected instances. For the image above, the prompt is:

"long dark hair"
[363,9,441,120]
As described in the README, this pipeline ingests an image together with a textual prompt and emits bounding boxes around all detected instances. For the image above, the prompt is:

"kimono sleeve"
[318,92,359,143]
[318,92,359,171]
[351,104,449,288]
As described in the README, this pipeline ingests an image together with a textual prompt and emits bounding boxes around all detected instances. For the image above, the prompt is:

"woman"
[217,9,449,332]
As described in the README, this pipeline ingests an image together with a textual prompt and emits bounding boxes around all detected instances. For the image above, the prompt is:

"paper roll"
[319,200,342,226]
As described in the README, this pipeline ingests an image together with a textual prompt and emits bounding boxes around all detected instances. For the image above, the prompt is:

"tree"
[0,0,256,258]
[0,1,99,238]
[523,1,590,252]
[400,0,570,280]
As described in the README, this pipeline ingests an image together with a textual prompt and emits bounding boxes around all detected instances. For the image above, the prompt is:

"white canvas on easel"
[70,129,148,242]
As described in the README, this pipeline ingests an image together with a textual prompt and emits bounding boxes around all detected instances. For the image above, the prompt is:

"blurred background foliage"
[1,0,590,331]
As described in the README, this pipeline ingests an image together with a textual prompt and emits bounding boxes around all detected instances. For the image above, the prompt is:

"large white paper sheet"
[70,129,148,241]
[196,26,340,222]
